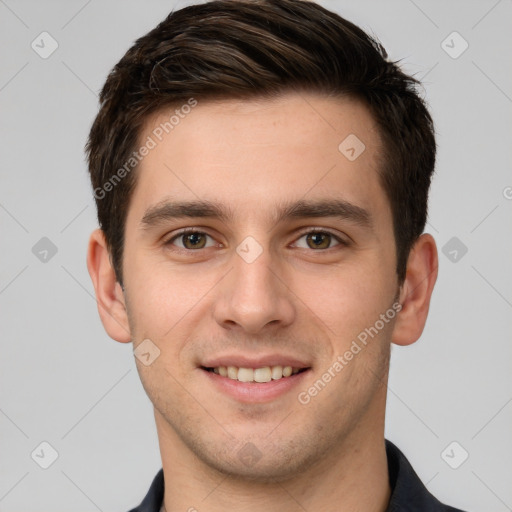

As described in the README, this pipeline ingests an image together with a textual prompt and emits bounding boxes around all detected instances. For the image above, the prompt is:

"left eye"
[167,231,216,250]
[293,231,343,250]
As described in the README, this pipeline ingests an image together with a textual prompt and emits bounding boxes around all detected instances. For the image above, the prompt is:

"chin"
[203,454,310,484]
[188,433,328,484]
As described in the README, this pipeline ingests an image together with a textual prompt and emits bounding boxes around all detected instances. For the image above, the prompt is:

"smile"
[200,364,311,403]
[203,365,307,383]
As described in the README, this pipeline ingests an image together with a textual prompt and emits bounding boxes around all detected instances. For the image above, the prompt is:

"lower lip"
[201,368,310,403]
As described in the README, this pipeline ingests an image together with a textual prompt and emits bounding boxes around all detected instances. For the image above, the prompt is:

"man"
[85,1,466,510]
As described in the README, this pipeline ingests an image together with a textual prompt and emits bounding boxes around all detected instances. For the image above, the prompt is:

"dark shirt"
[128,439,467,512]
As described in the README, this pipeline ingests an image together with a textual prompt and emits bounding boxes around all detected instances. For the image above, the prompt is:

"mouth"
[201,365,309,383]
[199,361,312,403]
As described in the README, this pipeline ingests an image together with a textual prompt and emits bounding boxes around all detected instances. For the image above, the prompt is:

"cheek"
[124,256,219,348]
[125,279,174,338]
[293,261,396,344]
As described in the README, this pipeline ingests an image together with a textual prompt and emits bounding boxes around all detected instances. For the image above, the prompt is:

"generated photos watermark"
[297,301,402,405]
[94,98,198,200]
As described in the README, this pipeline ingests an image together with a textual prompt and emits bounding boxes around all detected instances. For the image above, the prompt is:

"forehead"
[129,92,389,227]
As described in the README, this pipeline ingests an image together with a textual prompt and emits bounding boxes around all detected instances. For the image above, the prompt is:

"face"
[121,92,400,481]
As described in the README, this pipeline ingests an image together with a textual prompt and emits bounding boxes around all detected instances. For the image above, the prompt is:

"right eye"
[164,229,217,250]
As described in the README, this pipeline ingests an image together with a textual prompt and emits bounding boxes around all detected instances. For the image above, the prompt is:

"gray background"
[1,0,511,511]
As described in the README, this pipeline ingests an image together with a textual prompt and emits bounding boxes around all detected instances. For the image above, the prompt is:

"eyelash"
[163,227,349,251]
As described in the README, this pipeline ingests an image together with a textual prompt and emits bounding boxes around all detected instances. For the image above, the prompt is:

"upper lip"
[201,354,311,369]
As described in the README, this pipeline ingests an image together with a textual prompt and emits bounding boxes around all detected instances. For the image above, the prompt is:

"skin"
[87,92,438,512]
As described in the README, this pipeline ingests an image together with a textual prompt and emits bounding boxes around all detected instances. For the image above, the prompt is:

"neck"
[156,409,391,512]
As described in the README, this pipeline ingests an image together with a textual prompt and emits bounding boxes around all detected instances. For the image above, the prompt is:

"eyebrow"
[140,198,372,231]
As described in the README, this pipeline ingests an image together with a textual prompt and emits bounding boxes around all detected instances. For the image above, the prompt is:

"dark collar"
[384,440,466,511]
[128,439,466,512]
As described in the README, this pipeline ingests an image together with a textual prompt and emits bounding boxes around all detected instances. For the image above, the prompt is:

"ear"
[392,233,438,346]
[86,229,132,343]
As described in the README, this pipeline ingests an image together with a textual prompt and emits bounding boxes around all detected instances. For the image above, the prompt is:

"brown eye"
[306,232,332,249]
[166,231,215,250]
[182,232,207,249]
[293,230,345,250]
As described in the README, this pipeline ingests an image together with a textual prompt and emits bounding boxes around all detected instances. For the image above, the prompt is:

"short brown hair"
[86,0,436,286]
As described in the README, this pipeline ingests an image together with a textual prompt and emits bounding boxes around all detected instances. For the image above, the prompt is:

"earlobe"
[392,233,438,346]
[86,229,132,343]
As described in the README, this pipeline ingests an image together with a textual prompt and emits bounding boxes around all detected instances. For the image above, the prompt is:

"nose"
[212,244,296,334]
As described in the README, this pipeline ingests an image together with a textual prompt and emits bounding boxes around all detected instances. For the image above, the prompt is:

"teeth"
[210,365,303,382]
[254,367,272,383]
[237,367,254,382]
[271,365,283,380]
